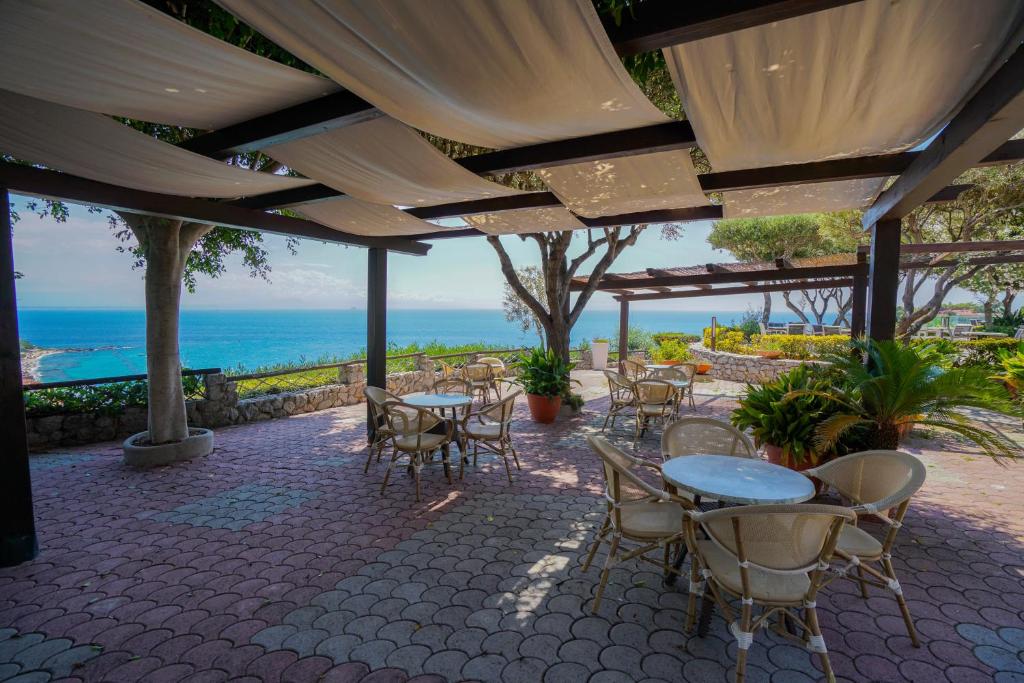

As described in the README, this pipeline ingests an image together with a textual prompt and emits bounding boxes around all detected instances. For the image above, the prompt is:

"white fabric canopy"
[464,207,586,235]
[217,0,667,147]
[0,91,314,198]
[0,0,337,129]
[665,0,1024,216]
[723,181,886,219]
[296,199,441,237]
[267,118,521,207]
[538,151,708,218]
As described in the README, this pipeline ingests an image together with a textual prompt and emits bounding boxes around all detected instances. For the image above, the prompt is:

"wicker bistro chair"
[583,436,693,611]
[601,370,637,433]
[633,379,676,446]
[621,358,648,381]
[380,400,454,502]
[662,418,756,504]
[476,356,507,396]
[461,391,521,482]
[803,450,927,646]
[652,363,697,414]
[364,386,417,473]
[462,362,494,403]
[684,504,855,683]
[431,377,472,395]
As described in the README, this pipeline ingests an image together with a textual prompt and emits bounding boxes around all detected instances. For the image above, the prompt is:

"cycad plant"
[791,339,1021,457]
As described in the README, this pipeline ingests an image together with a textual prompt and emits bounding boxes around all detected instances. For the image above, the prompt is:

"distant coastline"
[20,346,61,383]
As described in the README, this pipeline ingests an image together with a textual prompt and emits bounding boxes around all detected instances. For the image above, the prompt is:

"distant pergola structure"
[576,240,1024,366]
[2,0,1024,565]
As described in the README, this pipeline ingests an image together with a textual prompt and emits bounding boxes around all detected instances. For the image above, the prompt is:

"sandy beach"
[20,347,60,384]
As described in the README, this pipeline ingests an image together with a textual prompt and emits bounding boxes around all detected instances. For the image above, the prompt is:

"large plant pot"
[591,341,609,370]
[124,428,214,468]
[527,393,562,423]
[695,363,713,375]
[764,443,823,494]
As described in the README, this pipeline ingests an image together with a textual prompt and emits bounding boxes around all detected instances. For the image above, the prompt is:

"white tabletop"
[661,455,815,505]
[403,393,472,408]
[646,364,672,370]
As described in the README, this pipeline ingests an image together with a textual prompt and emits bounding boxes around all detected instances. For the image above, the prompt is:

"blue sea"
[19,308,805,382]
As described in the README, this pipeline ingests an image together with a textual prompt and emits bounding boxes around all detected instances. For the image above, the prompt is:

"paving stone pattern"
[1,380,1022,682]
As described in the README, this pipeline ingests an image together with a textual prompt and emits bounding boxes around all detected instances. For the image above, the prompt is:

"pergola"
[2,0,1024,566]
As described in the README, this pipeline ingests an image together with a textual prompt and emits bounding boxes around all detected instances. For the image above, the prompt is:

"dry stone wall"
[688,342,826,384]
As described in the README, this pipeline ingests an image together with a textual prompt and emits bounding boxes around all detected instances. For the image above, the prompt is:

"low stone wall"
[26,354,438,450]
[688,342,825,384]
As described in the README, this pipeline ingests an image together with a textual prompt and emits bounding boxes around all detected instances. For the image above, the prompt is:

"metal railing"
[22,368,219,417]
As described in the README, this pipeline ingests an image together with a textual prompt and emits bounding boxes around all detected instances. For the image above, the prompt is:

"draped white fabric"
[0,0,336,129]
[217,0,666,148]
[267,118,521,207]
[665,0,1024,216]
[0,91,313,198]
[538,151,708,218]
[464,207,586,235]
[295,199,441,237]
[723,181,887,219]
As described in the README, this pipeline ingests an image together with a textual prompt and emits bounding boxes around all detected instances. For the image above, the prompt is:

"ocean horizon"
[19,307,807,383]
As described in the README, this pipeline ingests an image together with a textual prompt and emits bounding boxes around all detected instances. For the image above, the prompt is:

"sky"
[11,197,973,313]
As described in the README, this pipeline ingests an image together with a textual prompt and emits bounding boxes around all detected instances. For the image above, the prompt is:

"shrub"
[651,338,692,363]
[652,332,701,344]
[24,375,204,417]
[613,326,656,357]
[912,337,1023,369]
[749,334,852,360]
[702,327,746,353]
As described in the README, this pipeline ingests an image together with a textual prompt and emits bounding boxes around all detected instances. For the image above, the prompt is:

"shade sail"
[0,91,314,198]
[267,118,521,207]
[0,0,337,129]
[217,0,666,148]
[464,207,586,235]
[538,151,708,218]
[296,199,441,237]
[723,181,886,219]
[665,0,1024,216]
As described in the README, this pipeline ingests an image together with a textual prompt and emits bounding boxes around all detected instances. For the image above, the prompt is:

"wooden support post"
[618,299,629,372]
[366,248,387,442]
[866,219,902,341]
[851,273,867,339]
[0,188,38,567]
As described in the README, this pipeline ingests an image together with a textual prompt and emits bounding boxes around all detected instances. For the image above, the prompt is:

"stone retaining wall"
[688,342,826,384]
[28,353,446,450]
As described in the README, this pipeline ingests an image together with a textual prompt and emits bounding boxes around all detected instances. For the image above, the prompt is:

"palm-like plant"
[790,339,1021,458]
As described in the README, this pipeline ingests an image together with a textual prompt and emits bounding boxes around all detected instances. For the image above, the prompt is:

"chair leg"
[501,446,514,483]
[601,411,611,432]
[442,448,453,485]
[685,559,701,632]
[582,515,610,572]
[508,439,521,470]
[883,557,919,647]
[364,440,377,473]
[459,441,468,480]
[856,564,870,599]
[592,533,620,613]
[412,453,422,502]
[734,600,753,683]
[804,605,836,683]
[380,450,400,494]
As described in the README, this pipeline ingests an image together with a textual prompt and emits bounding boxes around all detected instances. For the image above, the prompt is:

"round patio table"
[661,454,815,505]
[645,364,672,371]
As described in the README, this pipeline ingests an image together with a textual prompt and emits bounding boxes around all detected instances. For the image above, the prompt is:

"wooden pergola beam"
[604,0,863,56]
[862,239,1024,254]
[864,44,1024,225]
[901,252,1024,269]
[618,278,855,301]
[580,262,867,291]
[0,163,431,256]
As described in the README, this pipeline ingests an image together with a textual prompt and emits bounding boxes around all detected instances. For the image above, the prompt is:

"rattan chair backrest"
[463,363,493,382]
[480,391,520,427]
[621,358,647,381]
[477,356,506,371]
[587,436,669,528]
[694,504,855,573]
[662,417,756,460]
[634,379,674,404]
[432,377,472,395]
[381,400,442,436]
[604,369,634,397]
[805,450,926,513]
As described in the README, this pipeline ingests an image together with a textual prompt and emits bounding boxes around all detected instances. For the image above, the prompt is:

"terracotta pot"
[764,443,823,494]
[526,393,562,423]
[662,360,681,366]
[695,363,712,375]
[756,350,783,359]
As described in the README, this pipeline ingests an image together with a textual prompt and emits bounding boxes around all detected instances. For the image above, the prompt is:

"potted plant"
[794,339,1020,456]
[731,365,837,471]
[591,338,610,370]
[651,338,691,366]
[517,348,574,423]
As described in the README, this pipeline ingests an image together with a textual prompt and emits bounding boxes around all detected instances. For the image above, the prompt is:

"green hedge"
[702,327,747,353]
[24,376,204,417]
[749,334,852,360]
[911,337,1022,368]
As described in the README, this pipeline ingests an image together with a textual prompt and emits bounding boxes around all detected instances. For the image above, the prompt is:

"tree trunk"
[1002,289,1017,319]
[872,422,901,450]
[761,293,772,327]
[120,214,211,445]
[984,295,995,325]
[781,291,810,325]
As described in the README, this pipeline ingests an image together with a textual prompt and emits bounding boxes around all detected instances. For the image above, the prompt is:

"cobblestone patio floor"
[2,386,1022,682]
